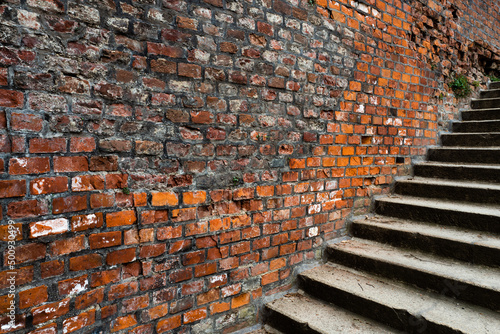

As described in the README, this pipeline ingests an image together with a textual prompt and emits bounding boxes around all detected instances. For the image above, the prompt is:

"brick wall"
[0,0,499,333]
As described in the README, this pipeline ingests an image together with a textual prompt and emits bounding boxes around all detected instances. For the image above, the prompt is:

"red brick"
[139,244,166,258]
[9,157,50,175]
[90,193,115,208]
[19,286,48,309]
[89,156,118,171]
[63,309,95,334]
[41,260,64,278]
[54,156,88,172]
[0,89,23,108]
[32,298,70,325]
[90,268,120,287]
[156,315,181,333]
[106,210,136,227]
[71,175,105,192]
[58,275,87,296]
[69,254,102,271]
[29,138,66,153]
[75,288,104,310]
[106,173,128,189]
[183,307,207,324]
[10,113,43,131]
[151,192,178,206]
[108,281,139,301]
[7,200,49,219]
[70,137,95,152]
[107,248,136,265]
[183,191,206,205]
[52,195,87,214]
[30,218,68,238]
[30,176,68,195]
[71,213,103,231]
[178,63,202,78]
[0,266,33,289]
[111,314,137,332]
[50,235,85,256]
[89,231,121,249]
[0,180,26,198]
[4,243,45,265]
[0,223,22,241]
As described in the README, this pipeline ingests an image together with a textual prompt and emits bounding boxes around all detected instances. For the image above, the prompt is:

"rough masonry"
[0,0,499,333]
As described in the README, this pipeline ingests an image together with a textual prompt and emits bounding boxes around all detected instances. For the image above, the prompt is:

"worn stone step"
[350,215,500,267]
[462,108,500,121]
[300,263,500,333]
[374,195,500,234]
[427,147,500,164]
[441,132,500,146]
[413,161,500,183]
[393,177,500,205]
[265,292,397,334]
[325,239,500,311]
[471,97,500,109]
[490,81,500,90]
[452,120,500,132]
[480,89,500,99]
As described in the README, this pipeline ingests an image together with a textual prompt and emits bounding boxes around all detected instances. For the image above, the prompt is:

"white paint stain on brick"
[71,176,84,191]
[30,218,68,238]
[308,204,321,215]
[307,227,319,238]
[72,214,97,230]
[31,178,45,195]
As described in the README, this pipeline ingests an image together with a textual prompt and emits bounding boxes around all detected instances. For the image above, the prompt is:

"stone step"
[325,239,500,311]
[350,215,500,267]
[374,195,500,234]
[462,108,500,121]
[490,81,500,90]
[393,177,500,205]
[471,97,500,109]
[413,161,500,183]
[480,89,500,99]
[299,263,500,333]
[427,147,500,164]
[441,132,500,146]
[265,291,397,334]
[452,120,500,132]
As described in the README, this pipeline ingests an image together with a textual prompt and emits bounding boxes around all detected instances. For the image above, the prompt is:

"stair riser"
[374,199,500,234]
[413,165,500,183]
[471,99,500,109]
[350,222,500,267]
[441,133,500,146]
[490,82,500,90]
[452,122,500,132]
[393,182,500,205]
[325,247,500,312]
[264,307,321,334]
[462,109,500,121]
[428,149,500,164]
[480,90,500,99]
[300,275,466,334]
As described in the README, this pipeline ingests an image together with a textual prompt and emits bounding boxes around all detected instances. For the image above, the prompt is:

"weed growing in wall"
[450,74,472,98]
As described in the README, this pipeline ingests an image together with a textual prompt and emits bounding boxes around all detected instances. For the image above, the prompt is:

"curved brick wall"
[0,0,499,333]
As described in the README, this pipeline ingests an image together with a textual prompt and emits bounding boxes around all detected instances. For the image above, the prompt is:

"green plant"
[449,74,472,98]
[472,81,480,88]
[232,177,240,186]
[308,0,315,5]
[122,187,130,195]
[490,75,500,82]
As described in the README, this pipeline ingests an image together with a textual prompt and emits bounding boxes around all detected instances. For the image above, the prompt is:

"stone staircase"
[263,81,500,333]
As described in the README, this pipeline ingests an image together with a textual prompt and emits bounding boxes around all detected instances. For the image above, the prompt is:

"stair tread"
[415,161,500,169]
[378,195,500,215]
[351,215,500,251]
[430,146,500,150]
[396,176,500,190]
[266,292,397,334]
[302,263,500,333]
[327,238,500,292]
